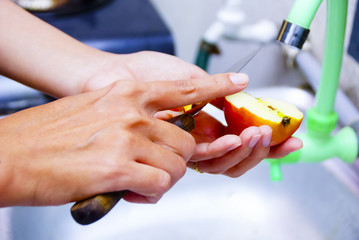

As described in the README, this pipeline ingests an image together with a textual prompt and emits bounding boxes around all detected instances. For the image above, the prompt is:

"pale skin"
[0,0,302,206]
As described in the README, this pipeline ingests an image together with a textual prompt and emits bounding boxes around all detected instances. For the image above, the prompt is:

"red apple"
[224,92,303,146]
[210,97,225,110]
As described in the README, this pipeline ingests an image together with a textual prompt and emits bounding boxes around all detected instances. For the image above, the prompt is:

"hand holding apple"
[224,92,303,146]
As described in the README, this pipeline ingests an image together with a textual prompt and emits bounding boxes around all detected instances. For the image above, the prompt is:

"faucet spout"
[277,20,309,49]
[277,0,322,49]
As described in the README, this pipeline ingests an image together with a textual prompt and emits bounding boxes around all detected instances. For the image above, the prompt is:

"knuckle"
[117,107,152,130]
[183,132,196,147]
[167,155,187,185]
[116,130,137,148]
[174,80,197,96]
[212,74,231,90]
[154,172,172,194]
[176,156,188,178]
[177,133,196,162]
[123,109,146,125]
[112,80,144,97]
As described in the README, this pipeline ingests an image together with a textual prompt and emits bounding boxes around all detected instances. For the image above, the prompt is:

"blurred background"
[151,0,359,103]
[1,0,359,239]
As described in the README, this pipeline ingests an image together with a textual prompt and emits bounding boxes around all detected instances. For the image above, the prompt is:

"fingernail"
[229,73,249,86]
[262,130,272,147]
[248,134,261,148]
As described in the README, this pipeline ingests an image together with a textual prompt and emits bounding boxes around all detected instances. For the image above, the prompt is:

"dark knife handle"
[71,113,195,225]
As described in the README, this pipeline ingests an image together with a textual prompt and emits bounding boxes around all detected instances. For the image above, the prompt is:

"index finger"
[143,73,248,113]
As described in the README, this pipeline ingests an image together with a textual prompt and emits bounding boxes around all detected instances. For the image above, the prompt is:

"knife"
[70,46,261,225]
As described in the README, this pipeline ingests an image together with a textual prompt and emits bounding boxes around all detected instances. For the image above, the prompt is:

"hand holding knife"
[71,47,261,225]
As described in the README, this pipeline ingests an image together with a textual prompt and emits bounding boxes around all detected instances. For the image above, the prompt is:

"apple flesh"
[224,92,303,146]
[171,104,193,113]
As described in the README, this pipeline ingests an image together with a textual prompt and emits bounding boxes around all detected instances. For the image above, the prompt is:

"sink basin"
[7,87,359,240]
[8,159,359,240]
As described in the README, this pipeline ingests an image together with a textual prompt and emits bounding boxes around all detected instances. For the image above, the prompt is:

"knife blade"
[183,46,261,117]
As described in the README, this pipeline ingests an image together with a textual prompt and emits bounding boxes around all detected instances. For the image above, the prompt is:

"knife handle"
[71,113,195,225]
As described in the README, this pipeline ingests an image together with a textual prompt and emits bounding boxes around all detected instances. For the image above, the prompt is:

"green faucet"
[270,0,358,180]
[194,0,358,181]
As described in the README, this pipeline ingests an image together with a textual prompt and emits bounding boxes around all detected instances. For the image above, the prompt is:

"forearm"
[0,0,111,98]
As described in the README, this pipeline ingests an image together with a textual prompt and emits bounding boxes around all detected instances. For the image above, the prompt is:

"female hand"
[187,111,303,176]
[0,73,247,207]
